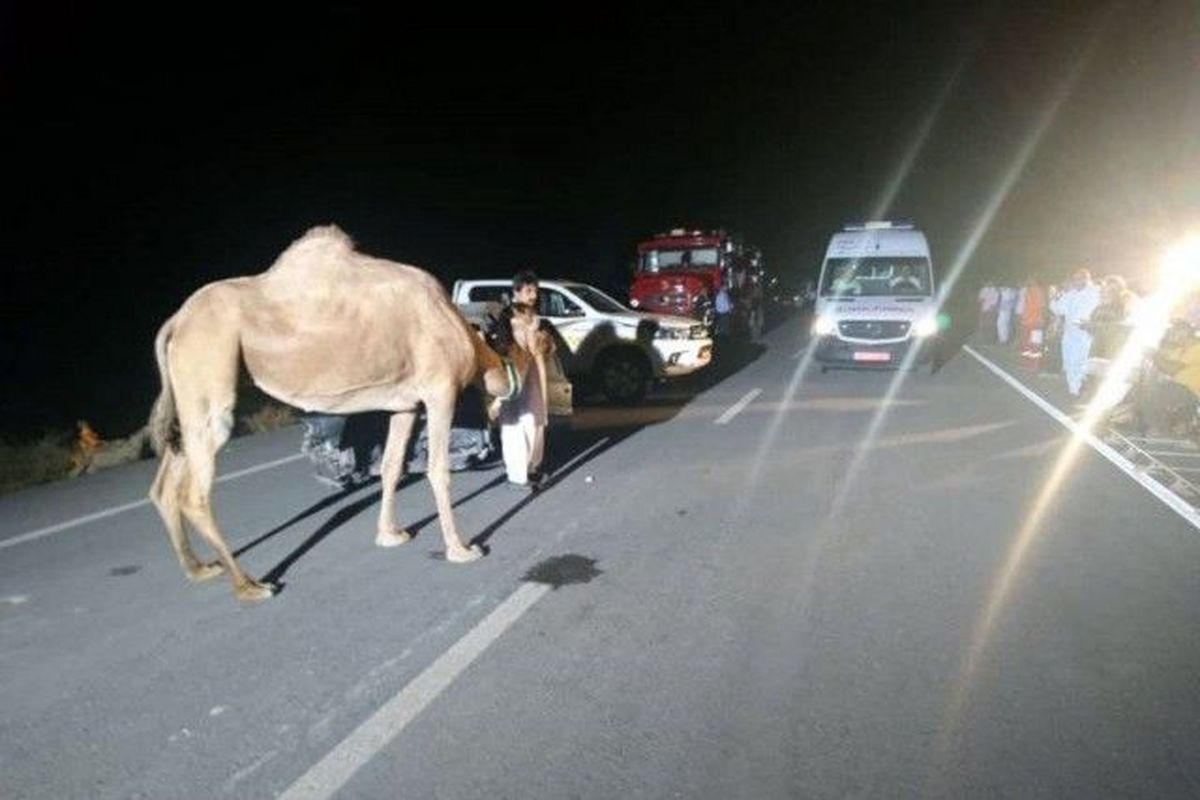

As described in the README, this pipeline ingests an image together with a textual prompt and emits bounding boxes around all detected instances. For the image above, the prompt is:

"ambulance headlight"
[913,316,939,338]
[812,315,836,336]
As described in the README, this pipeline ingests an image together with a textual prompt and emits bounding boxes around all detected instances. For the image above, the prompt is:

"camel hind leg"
[176,395,276,602]
[424,389,482,563]
[149,450,224,582]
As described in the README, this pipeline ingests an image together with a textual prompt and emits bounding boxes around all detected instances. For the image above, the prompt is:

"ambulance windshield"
[820,257,932,297]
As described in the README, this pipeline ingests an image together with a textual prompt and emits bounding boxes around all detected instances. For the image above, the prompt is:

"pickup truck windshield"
[567,284,628,314]
[820,257,933,297]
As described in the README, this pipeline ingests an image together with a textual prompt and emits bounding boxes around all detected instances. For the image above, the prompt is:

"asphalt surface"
[3,318,1199,799]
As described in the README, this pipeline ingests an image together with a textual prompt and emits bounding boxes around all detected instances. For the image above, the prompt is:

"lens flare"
[923,9,1121,785]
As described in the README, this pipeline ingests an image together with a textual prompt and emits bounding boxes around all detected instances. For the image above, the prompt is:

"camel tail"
[149,316,180,455]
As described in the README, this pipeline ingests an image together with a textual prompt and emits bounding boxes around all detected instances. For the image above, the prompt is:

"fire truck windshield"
[639,248,721,273]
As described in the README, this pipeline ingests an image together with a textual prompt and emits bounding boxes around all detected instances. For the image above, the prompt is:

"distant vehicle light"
[630,298,640,308]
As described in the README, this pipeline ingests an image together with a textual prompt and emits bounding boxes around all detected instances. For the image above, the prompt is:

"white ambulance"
[810,221,940,372]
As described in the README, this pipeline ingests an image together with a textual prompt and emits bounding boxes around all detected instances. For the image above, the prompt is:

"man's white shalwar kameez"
[499,316,549,485]
[1050,283,1101,396]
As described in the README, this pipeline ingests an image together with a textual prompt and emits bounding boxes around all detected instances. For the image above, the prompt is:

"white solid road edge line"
[0,453,307,551]
[277,581,552,800]
[964,345,1200,531]
[715,388,763,425]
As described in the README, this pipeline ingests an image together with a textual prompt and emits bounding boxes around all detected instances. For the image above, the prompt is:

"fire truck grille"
[838,320,910,339]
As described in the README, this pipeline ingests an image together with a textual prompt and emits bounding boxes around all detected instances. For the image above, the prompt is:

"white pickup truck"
[452,279,712,404]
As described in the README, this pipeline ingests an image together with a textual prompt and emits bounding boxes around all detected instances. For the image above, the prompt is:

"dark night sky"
[2,1,1197,439]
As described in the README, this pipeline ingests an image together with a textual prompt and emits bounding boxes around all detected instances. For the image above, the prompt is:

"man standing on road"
[1018,275,1047,371]
[714,284,734,337]
[1050,268,1102,397]
[489,270,554,490]
[997,283,1020,345]
[977,280,999,343]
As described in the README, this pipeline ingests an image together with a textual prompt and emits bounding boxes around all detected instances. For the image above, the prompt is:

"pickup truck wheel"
[598,351,649,404]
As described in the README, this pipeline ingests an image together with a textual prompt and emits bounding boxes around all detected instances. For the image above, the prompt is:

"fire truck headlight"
[812,315,836,336]
[629,298,640,308]
[913,316,939,338]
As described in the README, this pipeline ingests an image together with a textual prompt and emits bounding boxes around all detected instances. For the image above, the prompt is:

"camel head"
[480,344,530,423]
[481,344,530,400]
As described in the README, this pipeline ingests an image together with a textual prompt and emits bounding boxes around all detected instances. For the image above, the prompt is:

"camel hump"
[273,224,356,262]
[297,224,355,248]
[260,224,363,289]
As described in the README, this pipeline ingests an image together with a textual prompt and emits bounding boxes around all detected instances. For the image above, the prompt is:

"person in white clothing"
[492,270,554,489]
[996,285,1019,345]
[977,282,999,342]
[1049,268,1102,397]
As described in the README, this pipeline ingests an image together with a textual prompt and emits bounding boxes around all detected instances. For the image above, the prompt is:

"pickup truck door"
[538,288,595,365]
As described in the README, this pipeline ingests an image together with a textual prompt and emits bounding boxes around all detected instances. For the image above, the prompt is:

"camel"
[147,225,526,602]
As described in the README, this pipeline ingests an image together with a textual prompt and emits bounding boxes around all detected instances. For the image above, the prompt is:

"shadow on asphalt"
[239,312,797,583]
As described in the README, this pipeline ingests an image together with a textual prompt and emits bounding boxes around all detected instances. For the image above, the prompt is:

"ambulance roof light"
[842,220,915,231]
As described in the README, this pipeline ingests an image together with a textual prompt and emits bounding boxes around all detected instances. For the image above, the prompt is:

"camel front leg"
[375,410,418,548]
[425,392,482,563]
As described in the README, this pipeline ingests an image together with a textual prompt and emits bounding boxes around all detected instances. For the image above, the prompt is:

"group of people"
[978,269,1200,438]
[978,270,1140,395]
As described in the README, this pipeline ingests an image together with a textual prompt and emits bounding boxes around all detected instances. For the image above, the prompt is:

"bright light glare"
[1093,232,1200,410]
[928,9,1118,782]
[1162,234,1200,286]
[913,316,939,338]
[812,315,836,335]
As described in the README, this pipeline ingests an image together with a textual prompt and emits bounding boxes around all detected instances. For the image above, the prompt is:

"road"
[3,318,1200,799]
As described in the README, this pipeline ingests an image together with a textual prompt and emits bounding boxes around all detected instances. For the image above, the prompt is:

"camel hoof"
[375,528,413,548]
[446,544,484,564]
[187,561,225,583]
[236,579,277,603]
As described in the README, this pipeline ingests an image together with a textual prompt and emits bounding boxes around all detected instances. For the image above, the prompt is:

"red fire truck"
[628,228,764,340]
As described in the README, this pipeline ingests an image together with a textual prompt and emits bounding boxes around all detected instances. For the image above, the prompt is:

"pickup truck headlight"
[812,315,836,336]
[913,316,939,338]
